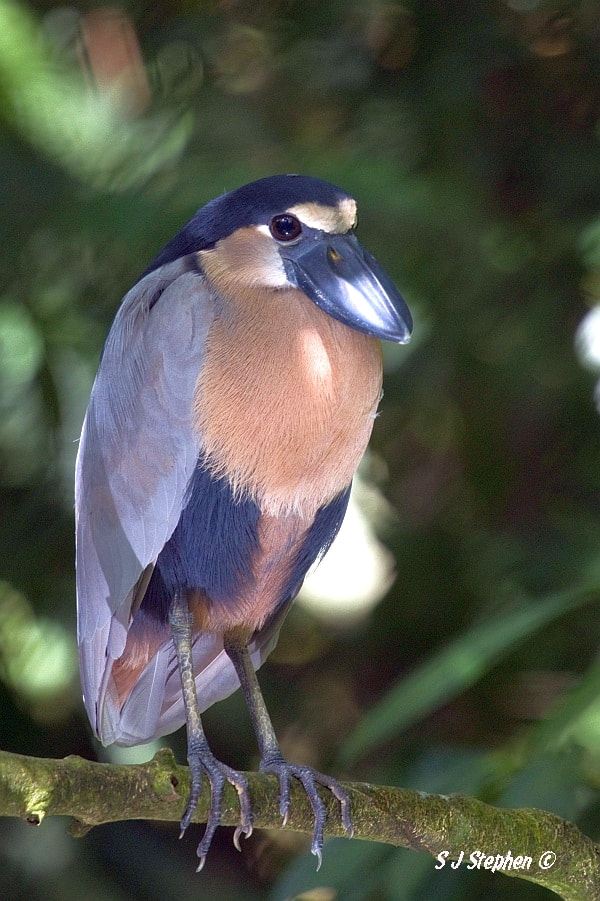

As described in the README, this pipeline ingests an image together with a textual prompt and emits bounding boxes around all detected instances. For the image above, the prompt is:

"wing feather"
[75,258,214,738]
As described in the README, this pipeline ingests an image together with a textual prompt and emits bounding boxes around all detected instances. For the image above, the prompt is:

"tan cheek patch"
[288,197,357,233]
[198,227,287,292]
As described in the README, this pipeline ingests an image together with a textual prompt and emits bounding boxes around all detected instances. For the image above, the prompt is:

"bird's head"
[146,174,413,344]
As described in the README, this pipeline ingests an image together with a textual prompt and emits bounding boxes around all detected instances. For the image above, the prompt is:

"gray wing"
[75,257,214,742]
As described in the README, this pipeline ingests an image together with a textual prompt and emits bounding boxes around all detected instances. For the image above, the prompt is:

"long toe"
[180,749,204,836]
[260,757,353,867]
[182,746,253,870]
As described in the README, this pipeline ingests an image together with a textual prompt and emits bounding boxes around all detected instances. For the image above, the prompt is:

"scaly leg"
[223,629,353,869]
[169,593,253,870]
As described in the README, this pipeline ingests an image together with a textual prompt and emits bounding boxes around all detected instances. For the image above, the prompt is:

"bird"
[75,174,412,870]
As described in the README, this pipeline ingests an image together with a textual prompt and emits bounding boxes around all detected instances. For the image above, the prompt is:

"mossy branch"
[0,747,598,899]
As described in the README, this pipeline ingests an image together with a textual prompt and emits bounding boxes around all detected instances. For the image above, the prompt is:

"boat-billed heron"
[75,174,412,869]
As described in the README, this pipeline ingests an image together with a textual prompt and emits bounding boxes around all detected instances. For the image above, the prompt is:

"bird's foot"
[181,743,253,871]
[260,753,353,869]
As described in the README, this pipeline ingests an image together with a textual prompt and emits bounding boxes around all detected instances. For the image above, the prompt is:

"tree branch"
[0,747,598,899]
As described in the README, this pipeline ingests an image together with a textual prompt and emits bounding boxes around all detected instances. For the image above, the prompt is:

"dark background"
[2,1,600,898]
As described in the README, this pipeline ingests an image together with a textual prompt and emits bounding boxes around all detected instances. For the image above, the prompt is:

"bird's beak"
[281,232,412,344]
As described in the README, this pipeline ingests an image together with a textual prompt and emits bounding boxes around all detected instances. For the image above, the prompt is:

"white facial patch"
[287,197,357,234]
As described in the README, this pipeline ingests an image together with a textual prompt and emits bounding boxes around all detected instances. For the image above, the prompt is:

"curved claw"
[233,822,253,852]
[260,756,353,866]
[181,745,253,868]
[314,846,323,872]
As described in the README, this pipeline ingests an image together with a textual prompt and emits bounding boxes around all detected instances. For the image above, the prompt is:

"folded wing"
[76,257,215,744]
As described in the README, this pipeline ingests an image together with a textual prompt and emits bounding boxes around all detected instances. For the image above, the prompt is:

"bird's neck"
[193,286,382,518]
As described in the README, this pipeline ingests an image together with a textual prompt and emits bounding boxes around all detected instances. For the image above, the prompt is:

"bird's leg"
[168,593,253,870]
[223,628,353,869]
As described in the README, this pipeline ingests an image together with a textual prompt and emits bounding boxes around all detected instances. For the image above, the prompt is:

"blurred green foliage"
[2,0,600,898]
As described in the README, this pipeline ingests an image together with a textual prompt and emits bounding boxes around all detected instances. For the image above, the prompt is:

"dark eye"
[270,214,302,242]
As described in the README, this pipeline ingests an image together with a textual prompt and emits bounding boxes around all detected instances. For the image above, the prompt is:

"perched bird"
[75,174,412,869]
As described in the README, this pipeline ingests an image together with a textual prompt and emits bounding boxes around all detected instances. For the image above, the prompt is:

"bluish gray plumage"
[76,258,212,741]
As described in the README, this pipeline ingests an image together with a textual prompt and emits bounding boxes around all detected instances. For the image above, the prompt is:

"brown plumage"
[195,242,383,518]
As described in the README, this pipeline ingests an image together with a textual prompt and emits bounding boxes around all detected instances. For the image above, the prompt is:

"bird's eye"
[270,214,302,242]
